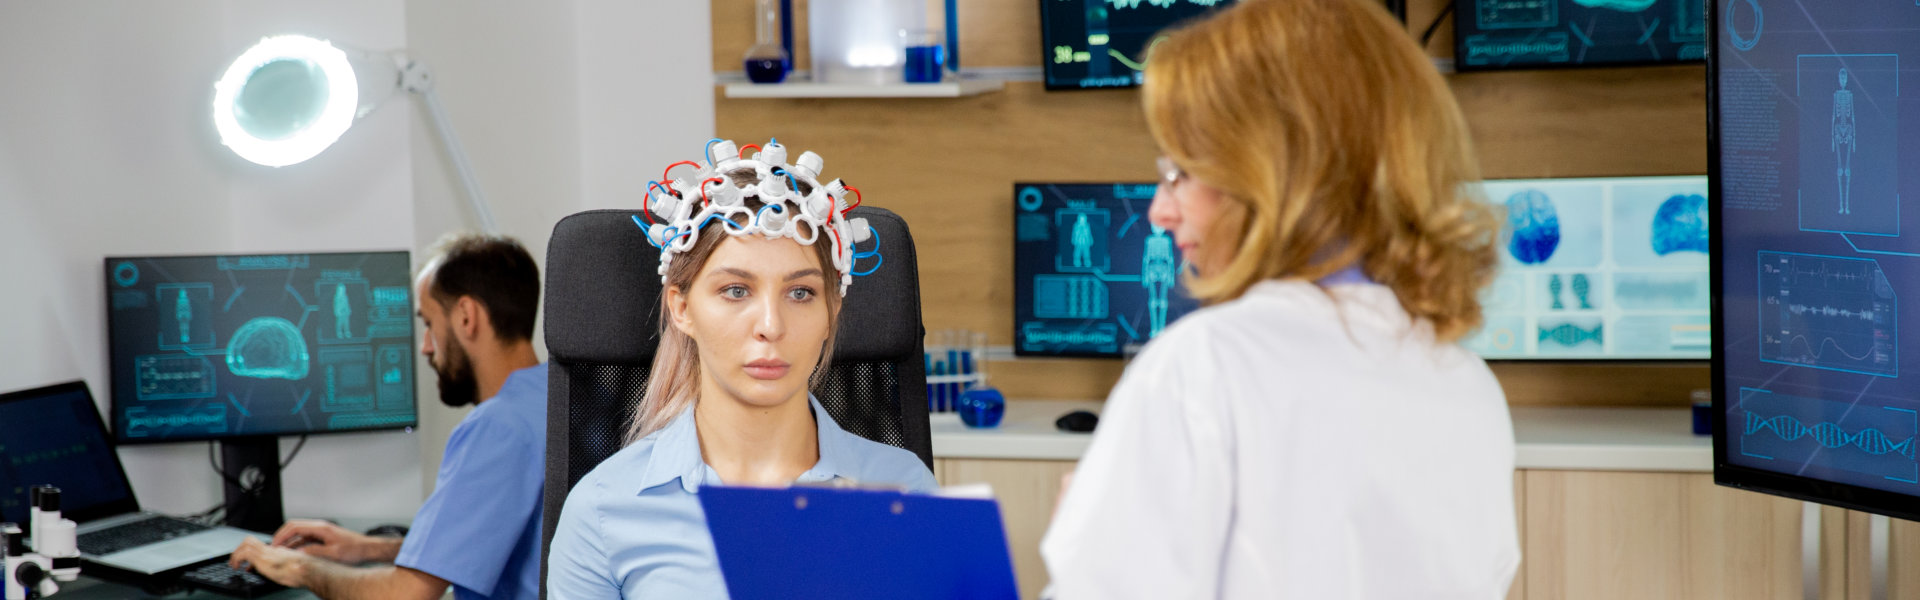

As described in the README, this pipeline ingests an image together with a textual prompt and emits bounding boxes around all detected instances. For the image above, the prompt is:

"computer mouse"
[365,524,409,538]
[1055,410,1099,433]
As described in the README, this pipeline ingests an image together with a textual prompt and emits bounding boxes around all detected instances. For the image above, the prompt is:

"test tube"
[945,330,960,412]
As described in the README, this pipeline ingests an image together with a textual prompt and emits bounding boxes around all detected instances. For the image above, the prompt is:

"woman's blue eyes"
[719,285,817,301]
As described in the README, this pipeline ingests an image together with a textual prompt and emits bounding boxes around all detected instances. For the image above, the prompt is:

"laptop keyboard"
[78,516,211,556]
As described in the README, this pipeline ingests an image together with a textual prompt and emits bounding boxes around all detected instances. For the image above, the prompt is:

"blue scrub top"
[396,363,548,600]
[545,396,937,599]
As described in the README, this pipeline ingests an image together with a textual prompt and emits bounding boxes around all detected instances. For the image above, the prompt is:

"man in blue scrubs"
[229,235,547,600]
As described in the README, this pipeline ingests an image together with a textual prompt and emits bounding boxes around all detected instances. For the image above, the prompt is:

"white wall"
[403,0,715,488]
[0,0,422,520]
[0,0,715,521]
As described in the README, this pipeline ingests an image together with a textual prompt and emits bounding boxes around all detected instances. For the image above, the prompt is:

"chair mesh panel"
[562,362,647,488]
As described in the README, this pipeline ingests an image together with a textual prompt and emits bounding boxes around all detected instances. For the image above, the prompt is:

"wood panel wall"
[712,0,1709,405]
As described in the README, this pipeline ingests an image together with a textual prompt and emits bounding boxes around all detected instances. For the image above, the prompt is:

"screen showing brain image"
[105,251,417,442]
[1461,176,1709,359]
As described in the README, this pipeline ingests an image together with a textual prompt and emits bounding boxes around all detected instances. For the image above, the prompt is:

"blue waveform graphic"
[129,412,225,429]
[1757,252,1897,377]
[1107,0,1225,7]
[1540,322,1602,346]
[1745,413,1917,458]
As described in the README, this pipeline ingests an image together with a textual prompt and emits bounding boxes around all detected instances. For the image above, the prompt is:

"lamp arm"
[399,59,497,234]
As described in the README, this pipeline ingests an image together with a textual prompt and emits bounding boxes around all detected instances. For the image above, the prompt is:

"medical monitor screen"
[1461,176,1711,360]
[105,251,418,443]
[1014,183,1201,357]
[1452,0,1705,70]
[1711,0,1920,520]
[1039,0,1237,90]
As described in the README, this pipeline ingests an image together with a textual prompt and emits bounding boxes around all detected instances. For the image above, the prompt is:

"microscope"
[4,486,81,599]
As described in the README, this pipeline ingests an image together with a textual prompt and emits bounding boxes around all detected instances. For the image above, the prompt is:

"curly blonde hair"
[1143,0,1500,342]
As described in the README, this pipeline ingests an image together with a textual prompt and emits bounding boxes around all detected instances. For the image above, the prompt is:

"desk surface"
[931,400,1712,472]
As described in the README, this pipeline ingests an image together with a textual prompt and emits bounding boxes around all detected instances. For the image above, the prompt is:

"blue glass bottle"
[957,387,1005,428]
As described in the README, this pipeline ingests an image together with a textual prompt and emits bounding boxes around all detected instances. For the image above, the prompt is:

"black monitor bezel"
[1450,0,1706,73]
[103,250,419,445]
[1705,0,1920,523]
[0,381,143,523]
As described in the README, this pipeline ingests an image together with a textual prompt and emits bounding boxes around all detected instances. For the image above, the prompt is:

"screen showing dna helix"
[1711,0,1920,518]
[1039,0,1237,90]
[1453,0,1705,70]
[1460,176,1711,360]
[1014,183,1202,357]
[104,251,418,443]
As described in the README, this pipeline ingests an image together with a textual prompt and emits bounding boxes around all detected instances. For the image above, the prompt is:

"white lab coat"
[1041,280,1519,599]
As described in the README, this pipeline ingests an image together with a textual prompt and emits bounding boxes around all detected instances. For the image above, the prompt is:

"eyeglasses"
[1155,156,1186,187]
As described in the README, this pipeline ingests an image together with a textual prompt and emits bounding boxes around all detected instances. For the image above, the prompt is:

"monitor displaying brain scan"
[105,251,417,443]
[1462,176,1710,360]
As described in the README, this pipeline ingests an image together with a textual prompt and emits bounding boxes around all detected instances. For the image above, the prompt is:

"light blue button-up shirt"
[396,362,547,600]
[546,396,937,599]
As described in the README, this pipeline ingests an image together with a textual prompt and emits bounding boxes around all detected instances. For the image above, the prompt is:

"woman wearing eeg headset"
[545,140,936,598]
[1040,0,1519,598]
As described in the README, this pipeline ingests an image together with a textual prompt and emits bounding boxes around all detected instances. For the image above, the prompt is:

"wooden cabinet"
[935,458,1076,600]
[941,460,1837,600]
[1520,470,1804,599]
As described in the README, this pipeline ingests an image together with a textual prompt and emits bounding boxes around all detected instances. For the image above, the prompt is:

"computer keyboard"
[77,516,210,556]
[178,560,286,598]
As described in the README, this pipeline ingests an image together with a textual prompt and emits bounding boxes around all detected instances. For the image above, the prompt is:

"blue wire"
[852,253,883,277]
[770,167,801,195]
[695,212,746,233]
[850,226,883,276]
[754,203,787,230]
[630,215,661,249]
[704,138,722,164]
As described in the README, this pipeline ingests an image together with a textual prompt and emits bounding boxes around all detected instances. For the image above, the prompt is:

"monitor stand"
[219,437,285,533]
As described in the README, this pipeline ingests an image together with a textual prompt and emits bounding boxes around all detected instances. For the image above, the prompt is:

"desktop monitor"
[105,251,418,443]
[1013,183,1201,357]
[1461,176,1711,360]
[1038,0,1237,90]
[1710,0,1920,520]
[1452,0,1706,70]
[103,250,417,530]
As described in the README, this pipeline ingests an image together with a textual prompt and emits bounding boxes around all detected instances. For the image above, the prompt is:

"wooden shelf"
[720,77,1004,99]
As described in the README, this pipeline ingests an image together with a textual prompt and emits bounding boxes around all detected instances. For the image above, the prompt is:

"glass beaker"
[743,0,790,84]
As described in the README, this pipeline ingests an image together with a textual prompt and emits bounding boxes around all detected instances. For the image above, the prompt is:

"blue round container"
[957,388,1006,428]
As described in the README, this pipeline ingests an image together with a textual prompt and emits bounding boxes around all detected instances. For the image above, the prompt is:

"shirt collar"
[634,394,856,494]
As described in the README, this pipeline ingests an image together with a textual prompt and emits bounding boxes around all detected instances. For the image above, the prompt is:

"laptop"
[0,381,257,576]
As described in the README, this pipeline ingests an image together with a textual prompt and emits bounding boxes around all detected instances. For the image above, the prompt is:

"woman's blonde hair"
[625,196,844,443]
[1143,0,1500,341]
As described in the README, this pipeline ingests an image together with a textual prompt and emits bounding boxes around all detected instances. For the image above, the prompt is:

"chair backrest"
[539,207,931,591]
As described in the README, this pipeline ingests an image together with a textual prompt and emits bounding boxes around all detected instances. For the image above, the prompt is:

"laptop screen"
[0,382,139,525]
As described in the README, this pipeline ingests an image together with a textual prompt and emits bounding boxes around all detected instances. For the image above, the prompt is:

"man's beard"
[434,336,479,408]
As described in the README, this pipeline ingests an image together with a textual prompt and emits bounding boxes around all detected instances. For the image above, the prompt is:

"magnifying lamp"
[213,34,497,233]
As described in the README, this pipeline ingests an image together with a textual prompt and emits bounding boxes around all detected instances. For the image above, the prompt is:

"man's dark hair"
[425,234,540,342]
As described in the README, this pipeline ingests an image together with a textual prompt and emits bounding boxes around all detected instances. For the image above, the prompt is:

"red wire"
[661,160,701,183]
[698,177,725,207]
[639,182,669,226]
[841,185,863,215]
[738,144,761,159]
[827,226,844,262]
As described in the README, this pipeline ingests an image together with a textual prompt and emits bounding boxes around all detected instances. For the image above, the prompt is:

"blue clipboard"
[699,486,1020,600]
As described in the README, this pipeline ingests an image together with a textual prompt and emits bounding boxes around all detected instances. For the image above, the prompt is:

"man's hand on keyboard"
[229,536,310,588]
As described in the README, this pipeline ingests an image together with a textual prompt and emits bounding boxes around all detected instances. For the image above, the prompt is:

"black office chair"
[539,207,932,593]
